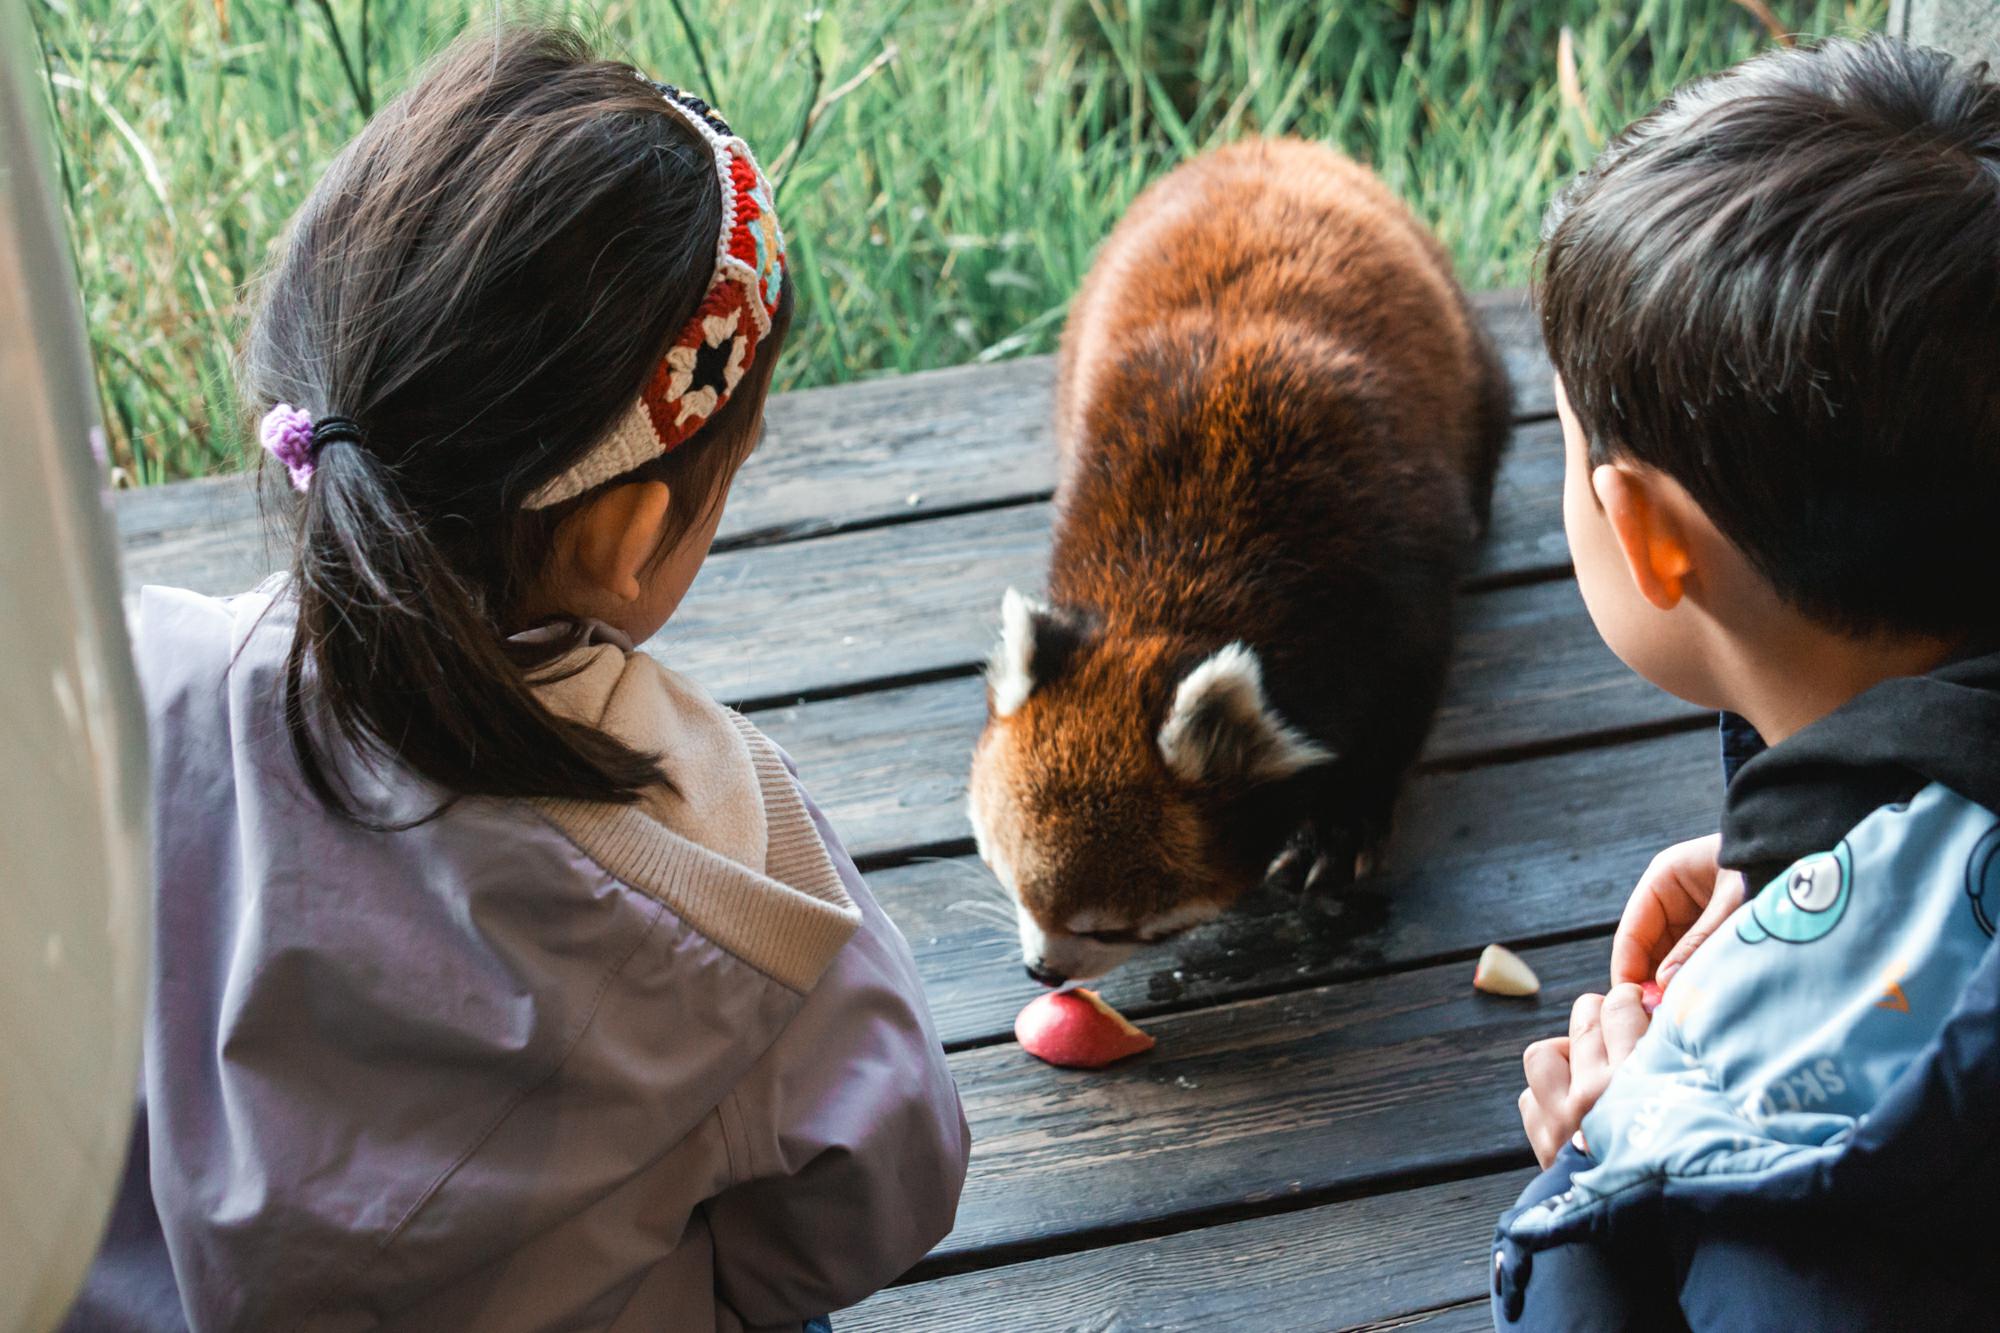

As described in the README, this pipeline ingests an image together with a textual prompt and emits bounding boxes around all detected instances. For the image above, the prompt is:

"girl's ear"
[566,480,673,603]
[1591,463,1693,611]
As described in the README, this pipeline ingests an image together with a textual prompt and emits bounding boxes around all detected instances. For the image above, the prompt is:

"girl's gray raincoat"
[122,582,969,1332]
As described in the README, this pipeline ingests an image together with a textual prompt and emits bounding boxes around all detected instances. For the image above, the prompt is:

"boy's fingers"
[1567,992,1607,1087]
[1658,869,1749,980]
[1523,1036,1571,1107]
[1518,1088,1558,1169]
[1612,835,1722,986]
[1602,983,1649,1063]
[1610,891,1668,987]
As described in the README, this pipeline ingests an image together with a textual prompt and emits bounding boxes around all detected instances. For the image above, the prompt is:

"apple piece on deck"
[1473,943,1540,997]
[1016,987,1156,1068]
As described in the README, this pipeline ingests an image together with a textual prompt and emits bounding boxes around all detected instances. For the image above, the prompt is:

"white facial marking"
[1157,642,1334,784]
[1017,906,1050,965]
[1138,899,1223,939]
[1060,898,1223,948]
[1016,896,1144,980]
[1015,903,1140,982]
[988,587,1045,717]
[966,790,999,878]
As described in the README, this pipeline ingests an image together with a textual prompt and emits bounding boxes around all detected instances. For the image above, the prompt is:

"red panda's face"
[968,590,1334,984]
[968,680,1217,983]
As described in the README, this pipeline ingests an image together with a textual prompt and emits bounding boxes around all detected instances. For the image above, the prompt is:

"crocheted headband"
[525,80,788,510]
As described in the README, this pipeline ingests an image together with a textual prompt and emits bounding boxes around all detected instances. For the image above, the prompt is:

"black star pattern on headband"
[650,81,732,138]
[691,329,737,397]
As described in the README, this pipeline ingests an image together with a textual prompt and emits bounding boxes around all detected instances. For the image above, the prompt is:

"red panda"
[968,138,1510,985]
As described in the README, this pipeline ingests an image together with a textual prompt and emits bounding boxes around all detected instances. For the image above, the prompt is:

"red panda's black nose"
[1025,961,1067,988]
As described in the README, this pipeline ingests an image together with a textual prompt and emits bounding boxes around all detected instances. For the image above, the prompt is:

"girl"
[127,27,967,1332]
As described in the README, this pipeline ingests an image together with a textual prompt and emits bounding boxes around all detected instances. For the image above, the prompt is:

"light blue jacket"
[1509,782,1997,1243]
[1494,648,2000,1328]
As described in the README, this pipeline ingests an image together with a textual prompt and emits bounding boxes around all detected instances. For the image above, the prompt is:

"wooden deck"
[112,292,1717,1331]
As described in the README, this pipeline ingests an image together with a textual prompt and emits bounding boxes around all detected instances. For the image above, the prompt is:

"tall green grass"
[31,0,1884,483]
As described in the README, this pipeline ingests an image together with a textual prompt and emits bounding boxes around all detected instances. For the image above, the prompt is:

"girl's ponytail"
[282,428,663,824]
[243,28,787,822]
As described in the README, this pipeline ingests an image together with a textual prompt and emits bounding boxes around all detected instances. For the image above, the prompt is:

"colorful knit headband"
[526,80,788,510]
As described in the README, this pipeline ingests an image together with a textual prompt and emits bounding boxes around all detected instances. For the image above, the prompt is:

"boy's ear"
[1591,463,1693,611]
[564,480,672,604]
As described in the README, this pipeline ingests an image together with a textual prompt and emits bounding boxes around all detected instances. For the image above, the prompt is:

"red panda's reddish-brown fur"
[969,138,1509,984]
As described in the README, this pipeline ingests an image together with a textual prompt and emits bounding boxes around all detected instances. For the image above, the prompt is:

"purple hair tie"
[260,404,317,491]
[259,404,364,492]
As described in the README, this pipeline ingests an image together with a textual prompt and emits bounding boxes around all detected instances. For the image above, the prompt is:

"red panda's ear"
[988,588,1083,716]
[1157,644,1335,785]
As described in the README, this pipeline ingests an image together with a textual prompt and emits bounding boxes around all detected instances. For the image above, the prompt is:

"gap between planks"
[910,936,1617,1273]
[780,676,1720,872]
[838,707,1714,878]
[646,415,1571,709]
[940,915,1624,1056]
[112,291,1556,593]
[717,546,1585,718]
[864,722,1722,1055]
[876,1152,1528,1296]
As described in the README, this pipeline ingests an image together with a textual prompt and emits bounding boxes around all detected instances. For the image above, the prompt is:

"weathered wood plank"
[106,413,1561,633]
[652,422,1561,706]
[748,577,1698,864]
[662,502,1043,703]
[1473,288,1555,421]
[108,355,1059,595]
[876,725,1716,1048]
[842,1169,1530,1331]
[1351,1300,1495,1332]
[1476,415,1566,579]
[111,292,1553,595]
[922,936,1595,1265]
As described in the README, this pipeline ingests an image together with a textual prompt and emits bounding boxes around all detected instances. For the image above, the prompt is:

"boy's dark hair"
[242,26,793,821]
[1539,36,2000,641]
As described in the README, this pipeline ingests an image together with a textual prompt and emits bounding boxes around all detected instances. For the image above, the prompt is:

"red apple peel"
[1016,988,1155,1069]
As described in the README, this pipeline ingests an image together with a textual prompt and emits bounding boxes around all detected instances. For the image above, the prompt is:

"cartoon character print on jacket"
[1499,781,2000,1299]
[1737,842,1852,945]
[1968,824,2000,939]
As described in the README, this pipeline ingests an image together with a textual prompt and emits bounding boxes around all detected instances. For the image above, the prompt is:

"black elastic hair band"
[310,416,367,450]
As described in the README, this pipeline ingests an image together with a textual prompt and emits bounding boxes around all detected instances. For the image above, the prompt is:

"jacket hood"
[1721,646,2000,884]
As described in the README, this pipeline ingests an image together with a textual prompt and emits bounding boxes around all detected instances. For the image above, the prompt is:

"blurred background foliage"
[28,0,1883,482]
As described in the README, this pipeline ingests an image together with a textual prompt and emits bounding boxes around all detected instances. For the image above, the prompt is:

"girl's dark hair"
[1538,36,2000,640]
[242,26,794,821]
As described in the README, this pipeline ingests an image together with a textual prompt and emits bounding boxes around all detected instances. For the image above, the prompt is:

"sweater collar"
[509,617,635,653]
[1721,647,2000,884]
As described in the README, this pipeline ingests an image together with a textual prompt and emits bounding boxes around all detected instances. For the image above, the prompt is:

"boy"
[1496,35,2000,1330]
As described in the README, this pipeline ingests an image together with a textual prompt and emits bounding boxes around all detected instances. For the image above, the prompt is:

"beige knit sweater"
[532,637,860,992]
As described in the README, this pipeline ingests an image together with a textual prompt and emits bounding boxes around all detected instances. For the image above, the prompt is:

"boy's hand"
[1518,985,1650,1168]
[1610,833,1747,987]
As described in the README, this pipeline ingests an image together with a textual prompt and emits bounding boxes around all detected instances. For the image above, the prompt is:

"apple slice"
[1016,987,1155,1068]
[1473,943,1540,997]
[1640,980,1666,1014]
